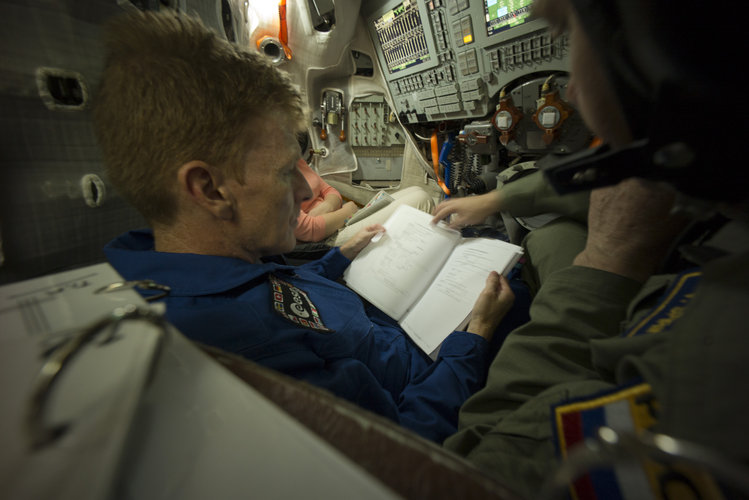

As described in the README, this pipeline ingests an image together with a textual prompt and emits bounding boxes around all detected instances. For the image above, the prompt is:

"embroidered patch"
[624,269,701,337]
[269,274,333,333]
[552,383,724,500]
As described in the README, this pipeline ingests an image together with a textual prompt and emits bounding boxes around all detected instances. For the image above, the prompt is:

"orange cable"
[430,130,451,196]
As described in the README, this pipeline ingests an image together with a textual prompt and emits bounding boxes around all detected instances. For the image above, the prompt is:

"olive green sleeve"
[443,265,642,493]
[499,170,590,224]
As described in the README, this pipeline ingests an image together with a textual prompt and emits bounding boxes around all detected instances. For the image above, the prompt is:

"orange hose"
[279,0,288,46]
[430,130,451,196]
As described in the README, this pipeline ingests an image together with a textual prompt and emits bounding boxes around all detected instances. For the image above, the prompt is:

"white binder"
[0,262,398,500]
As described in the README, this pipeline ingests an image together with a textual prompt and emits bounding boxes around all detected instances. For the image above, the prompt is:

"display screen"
[484,0,534,36]
[373,0,431,74]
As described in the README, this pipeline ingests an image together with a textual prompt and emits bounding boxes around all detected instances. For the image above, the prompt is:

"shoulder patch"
[552,382,725,500]
[269,274,334,333]
[624,270,701,337]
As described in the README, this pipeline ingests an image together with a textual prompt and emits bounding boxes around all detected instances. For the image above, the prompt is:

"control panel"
[363,0,570,125]
[350,94,407,181]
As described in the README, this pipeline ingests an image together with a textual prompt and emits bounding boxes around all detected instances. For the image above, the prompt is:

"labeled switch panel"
[351,95,405,182]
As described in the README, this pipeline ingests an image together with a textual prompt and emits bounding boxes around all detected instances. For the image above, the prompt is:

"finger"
[431,200,450,215]
[497,274,515,302]
[447,217,464,230]
[359,224,385,244]
[362,224,385,234]
[431,202,455,224]
[484,270,501,294]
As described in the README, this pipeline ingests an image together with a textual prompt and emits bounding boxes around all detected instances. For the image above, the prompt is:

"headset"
[540,0,744,203]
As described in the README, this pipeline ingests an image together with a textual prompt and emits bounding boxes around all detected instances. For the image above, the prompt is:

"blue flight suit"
[104,229,492,442]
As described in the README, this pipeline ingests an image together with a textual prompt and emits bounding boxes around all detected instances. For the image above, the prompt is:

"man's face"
[534,0,632,147]
[225,120,312,262]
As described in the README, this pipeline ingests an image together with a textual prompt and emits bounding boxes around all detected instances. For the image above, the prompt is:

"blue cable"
[438,132,456,199]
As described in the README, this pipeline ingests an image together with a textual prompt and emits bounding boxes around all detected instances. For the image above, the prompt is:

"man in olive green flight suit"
[432,0,749,498]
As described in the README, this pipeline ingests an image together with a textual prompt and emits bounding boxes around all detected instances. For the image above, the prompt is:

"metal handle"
[95,279,171,301]
[25,304,167,449]
[539,426,749,499]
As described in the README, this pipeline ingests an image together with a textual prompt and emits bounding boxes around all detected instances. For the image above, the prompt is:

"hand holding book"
[339,224,386,260]
[344,205,523,356]
[465,271,515,340]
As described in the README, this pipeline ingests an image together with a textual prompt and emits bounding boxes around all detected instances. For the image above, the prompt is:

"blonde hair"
[94,10,305,225]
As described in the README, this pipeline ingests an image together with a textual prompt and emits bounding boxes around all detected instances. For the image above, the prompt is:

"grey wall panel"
[0,0,147,284]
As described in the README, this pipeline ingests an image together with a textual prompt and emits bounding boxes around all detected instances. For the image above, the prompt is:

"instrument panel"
[363,0,570,125]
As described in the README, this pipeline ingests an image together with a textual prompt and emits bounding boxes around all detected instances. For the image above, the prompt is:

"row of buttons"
[394,59,457,94]
[458,48,479,76]
[421,79,483,117]
[446,0,470,15]
[431,8,450,52]
[490,32,567,72]
[395,74,424,93]
[452,16,474,47]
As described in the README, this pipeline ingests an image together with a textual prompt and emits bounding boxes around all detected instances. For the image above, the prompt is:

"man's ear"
[177,161,234,220]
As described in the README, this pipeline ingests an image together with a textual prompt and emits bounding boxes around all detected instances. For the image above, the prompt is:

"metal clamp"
[539,426,749,499]
[95,280,171,301]
[25,304,168,449]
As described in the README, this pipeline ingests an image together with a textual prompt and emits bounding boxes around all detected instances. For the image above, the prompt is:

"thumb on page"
[339,224,386,260]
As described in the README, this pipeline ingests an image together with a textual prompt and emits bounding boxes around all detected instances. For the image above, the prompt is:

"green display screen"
[484,0,534,36]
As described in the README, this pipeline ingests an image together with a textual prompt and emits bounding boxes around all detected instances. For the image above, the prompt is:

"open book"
[344,190,394,226]
[344,205,523,357]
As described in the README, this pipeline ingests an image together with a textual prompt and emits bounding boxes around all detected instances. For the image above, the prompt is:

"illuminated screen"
[484,0,534,36]
[373,0,431,74]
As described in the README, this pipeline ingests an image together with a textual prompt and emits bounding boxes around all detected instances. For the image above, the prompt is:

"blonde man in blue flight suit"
[95,10,524,445]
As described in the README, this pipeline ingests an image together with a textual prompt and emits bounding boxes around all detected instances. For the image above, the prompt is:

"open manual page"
[344,205,523,357]
[344,190,394,226]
